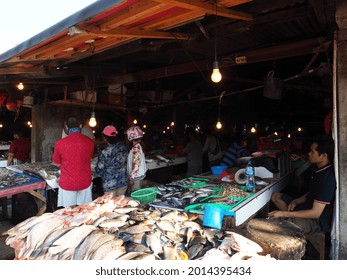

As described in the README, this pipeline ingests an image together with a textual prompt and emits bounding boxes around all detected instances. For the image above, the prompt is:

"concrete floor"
[0,220,15,260]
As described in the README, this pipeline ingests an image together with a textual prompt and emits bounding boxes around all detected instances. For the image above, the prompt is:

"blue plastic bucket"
[203,204,235,230]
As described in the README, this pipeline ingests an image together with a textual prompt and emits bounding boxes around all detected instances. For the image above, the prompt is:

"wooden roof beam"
[99,0,169,30]
[157,0,253,21]
[0,66,45,75]
[79,26,192,40]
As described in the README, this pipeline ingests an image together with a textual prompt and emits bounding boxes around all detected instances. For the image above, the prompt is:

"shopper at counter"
[126,126,147,192]
[95,125,128,196]
[202,128,223,168]
[268,135,336,234]
[52,116,94,207]
[7,129,31,166]
[183,130,203,176]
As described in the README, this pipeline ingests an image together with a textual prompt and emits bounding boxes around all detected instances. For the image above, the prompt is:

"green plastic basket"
[131,187,158,204]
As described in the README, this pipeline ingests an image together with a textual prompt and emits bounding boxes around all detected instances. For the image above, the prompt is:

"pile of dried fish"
[5,193,270,260]
[0,169,30,188]
[218,183,251,198]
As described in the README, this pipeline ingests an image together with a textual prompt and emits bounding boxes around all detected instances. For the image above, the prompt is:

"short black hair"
[234,134,248,145]
[65,116,81,129]
[104,135,117,144]
[314,135,334,162]
[13,128,23,137]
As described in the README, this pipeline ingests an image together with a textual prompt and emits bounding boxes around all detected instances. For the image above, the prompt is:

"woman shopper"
[126,126,147,192]
[95,125,129,196]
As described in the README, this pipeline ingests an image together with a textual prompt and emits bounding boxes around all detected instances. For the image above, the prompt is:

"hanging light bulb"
[133,119,138,125]
[17,82,24,90]
[211,60,222,83]
[211,1,222,83]
[89,111,97,127]
[216,119,222,130]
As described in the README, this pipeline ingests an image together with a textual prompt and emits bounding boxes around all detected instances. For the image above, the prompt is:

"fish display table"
[5,193,275,260]
[0,169,47,219]
[224,172,293,227]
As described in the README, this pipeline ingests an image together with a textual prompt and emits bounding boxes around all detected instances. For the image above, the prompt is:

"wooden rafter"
[80,26,192,40]
[156,0,253,20]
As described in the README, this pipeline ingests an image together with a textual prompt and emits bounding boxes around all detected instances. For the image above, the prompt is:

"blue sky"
[0,0,98,54]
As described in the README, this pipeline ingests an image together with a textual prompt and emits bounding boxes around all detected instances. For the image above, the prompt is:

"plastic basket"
[131,187,158,204]
[210,165,227,175]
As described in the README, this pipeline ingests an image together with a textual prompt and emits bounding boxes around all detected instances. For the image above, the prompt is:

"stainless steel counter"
[230,172,293,226]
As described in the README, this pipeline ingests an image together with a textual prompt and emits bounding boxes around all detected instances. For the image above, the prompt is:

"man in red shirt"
[52,116,94,207]
[7,129,31,166]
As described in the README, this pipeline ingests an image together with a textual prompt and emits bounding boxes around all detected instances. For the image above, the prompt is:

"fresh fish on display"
[224,231,263,253]
[80,233,117,260]
[113,207,138,214]
[126,243,151,253]
[183,221,202,232]
[133,253,158,260]
[165,231,184,244]
[5,191,267,260]
[89,239,125,260]
[98,218,128,229]
[32,226,75,259]
[199,248,230,260]
[163,244,179,260]
[146,230,163,256]
[229,251,276,260]
[125,233,147,245]
[72,230,109,260]
[48,225,97,257]
[117,251,148,260]
[120,224,153,234]
[19,215,66,259]
[156,220,177,233]
[187,243,204,259]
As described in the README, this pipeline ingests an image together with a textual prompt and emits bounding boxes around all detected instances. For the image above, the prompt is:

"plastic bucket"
[203,204,235,230]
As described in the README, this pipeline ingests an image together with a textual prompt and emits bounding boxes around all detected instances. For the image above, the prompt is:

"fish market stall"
[0,141,10,167]
[5,193,273,260]
[0,168,46,219]
[146,153,293,228]
[145,155,187,184]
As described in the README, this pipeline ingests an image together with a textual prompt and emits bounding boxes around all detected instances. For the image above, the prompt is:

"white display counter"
[146,156,186,170]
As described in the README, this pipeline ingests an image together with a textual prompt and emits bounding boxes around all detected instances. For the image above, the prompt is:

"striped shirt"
[220,142,250,167]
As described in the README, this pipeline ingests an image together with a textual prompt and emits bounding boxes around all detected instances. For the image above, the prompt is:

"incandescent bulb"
[211,61,222,83]
[216,121,222,130]
[17,82,24,90]
[89,112,97,127]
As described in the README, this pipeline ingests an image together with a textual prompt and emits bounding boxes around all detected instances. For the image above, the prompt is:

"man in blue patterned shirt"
[95,125,129,196]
